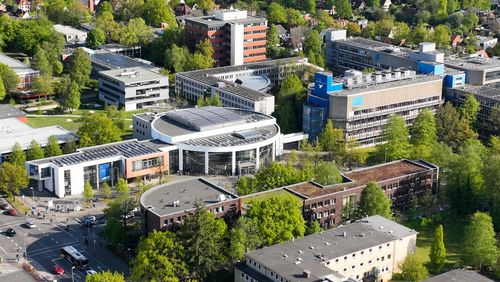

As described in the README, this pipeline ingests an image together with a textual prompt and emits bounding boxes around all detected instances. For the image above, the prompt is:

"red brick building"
[184,9,267,66]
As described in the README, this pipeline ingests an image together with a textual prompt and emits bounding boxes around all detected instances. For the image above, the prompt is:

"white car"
[25,221,36,229]
[85,269,97,276]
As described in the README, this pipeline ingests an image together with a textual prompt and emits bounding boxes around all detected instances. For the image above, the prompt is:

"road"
[0,211,130,281]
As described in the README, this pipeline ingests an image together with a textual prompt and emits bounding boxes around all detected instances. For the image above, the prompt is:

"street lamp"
[71,266,76,282]
[30,187,34,202]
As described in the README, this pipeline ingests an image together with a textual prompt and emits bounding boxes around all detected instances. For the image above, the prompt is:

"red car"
[53,265,65,275]
[6,209,16,216]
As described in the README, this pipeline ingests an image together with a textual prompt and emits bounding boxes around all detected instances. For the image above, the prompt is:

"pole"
[71,266,75,282]
[384,147,388,163]
[30,187,34,202]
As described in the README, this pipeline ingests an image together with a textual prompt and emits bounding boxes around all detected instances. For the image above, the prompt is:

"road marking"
[28,240,79,256]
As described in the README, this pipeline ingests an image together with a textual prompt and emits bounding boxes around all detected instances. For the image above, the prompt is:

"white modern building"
[235,215,418,282]
[477,36,498,50]
[134,106,304,175]
[98,67,169,111]
[53,24,88,45]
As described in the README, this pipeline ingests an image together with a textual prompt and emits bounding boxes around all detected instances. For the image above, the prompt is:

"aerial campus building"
[175,57,321,115]
[302,70,444,145]
[235,215,417,282]
[140,159,438,232]
[445,55,500,88]
[85,49,160,78]
[184,9,267,66]
[0,53,39,97]
[98,67,169,111]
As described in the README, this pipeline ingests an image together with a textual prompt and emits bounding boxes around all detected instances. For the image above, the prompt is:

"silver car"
[25,221,36,229]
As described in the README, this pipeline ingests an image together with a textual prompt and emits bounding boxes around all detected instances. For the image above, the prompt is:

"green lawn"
[410,217,465,272]
[27,116,81,131]
[241,189,301,204]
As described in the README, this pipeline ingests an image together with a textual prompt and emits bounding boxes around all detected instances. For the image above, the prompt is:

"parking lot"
[0,209,129,282]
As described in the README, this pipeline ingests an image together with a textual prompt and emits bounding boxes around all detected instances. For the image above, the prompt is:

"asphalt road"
[0,211,130,282]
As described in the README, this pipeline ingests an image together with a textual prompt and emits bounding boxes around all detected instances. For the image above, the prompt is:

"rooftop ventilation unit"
[172,200,180,207]
[303,270,311,278]
[120,70,139,77]
[217,194,226,202]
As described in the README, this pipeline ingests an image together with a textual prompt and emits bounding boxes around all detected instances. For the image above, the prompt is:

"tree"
[432,25,451,48]
[104,218,128,248]
[459,94,480,126]
[9,142,26,166]
[77,113,122,147]
[61,82,80,113]
[27,140,45,160]
[164,44,188,73]
[429,225,446,273]
[142,0,177,28]
[346,22,362,37]
[86,271,125,282]
[228,217,263,262]
[395,254,429,282]
[0,63,19,95]
[314,161,342,185]
[86,28,106,49]
[32,47,52,76]
[246,196,305,245]
[410,24,428,45]
[101,182,112,199]
[178,205,227,279]
[33,75,54,95]
[334,0,352,18]
[487,107,500,134]
[463,212,499,270]
[318,119,347,162]
[436,102,477,151]
[286,8,307,27]
[393,22,411,45]
[267,3,287,24]
[45,135,63,157]
[277,74,304,101]
[83,180,94,200]
[67,48,91,86]
[267,24,280,52]
[131,230,188,282]
[105,194,137,229]
[0,162,29,198]
[485,154,500,226]
[0,76,5,101]
[122,18,154,47]
[114,178,130,195]
[305,220,323,235]
[378,115,411,161]
[62,137,77,154]
[410,109,437,159]
[304,30,324,67]
[358,181,392,219]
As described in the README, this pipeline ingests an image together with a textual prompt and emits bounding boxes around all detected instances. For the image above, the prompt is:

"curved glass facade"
[183,150,205,175]
[259,144,273,167]
[236,149,256,175]
[208,152,232,176]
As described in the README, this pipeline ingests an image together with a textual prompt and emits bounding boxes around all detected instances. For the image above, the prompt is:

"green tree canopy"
[334,0,353,18]
[246,196,305,245]
[267,3,287,24]
[67,48,91,86]
[83,180,94,200]
[432,25,451,48]
[304,30,324,67]
[77,113,122,147]
[358,181,392,219]
[0,63,20,93]
[410,109,437,159]
[9,142,26,166]
[266,24,280,52]
[435,102,477,151]
[104,217,128,248]
[45,135,63,157]
[32,47,52,76]
[314,161,342,186]
[378,115,411,161]
[114,178,130,195]
[85,271,125,282]
[429,224,446,273]
[61,81,80,113]
[0,76,5,101]
[395,254,429,282]
[131,230,188,282]
[0,162,29,198]
[318,119,347,162]
[86,28,106,49]
[228,217,263,262]
[62,137,76,154]
[305,220,323,235]
[393,21,411,44]
[27,140,45,161]
[33,75,54,96]
[142,0,177,28]
[463,212,499,270]
[101,182,112,199]
[459,94,480,126]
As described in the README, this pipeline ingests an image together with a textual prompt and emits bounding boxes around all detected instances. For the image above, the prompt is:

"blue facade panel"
[418,62,445,75]
[444,73,466,88]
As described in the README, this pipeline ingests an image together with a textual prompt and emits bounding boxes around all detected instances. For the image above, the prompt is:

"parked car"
[79,216,96,224]
[85,269,97,276]
[96,216,107,225]
[24,221,36,229]
[6,209,16,216]
[0,203,10,210]
[53,265,64,275]
[6,228,16,237]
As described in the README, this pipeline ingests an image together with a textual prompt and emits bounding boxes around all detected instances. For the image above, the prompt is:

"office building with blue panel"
[303,70,444,146]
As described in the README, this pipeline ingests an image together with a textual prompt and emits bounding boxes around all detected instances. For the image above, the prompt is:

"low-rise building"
[425,269,494,282]
[235,215,418,282]
[445,56,500,88]
[53,24,88,45]
[26,139,169,198]
[87,49,160,78]
[175,57,321,115]
[98,67,169,111]
[0,53,39,92]
[477,36,498,50]
[140,178,239,232]
[303,71,444,145]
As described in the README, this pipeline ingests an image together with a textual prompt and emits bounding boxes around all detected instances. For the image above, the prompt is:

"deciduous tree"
[410,109,437,160]
[459,94,480,126]
[45,135,63,157]
[435,102,476,151]
[32,47,52,76]
[0,63,19,94]
[62,137,77,154]
[378,115,411,161]
[83,180,94,200]
[85,271,125,282]
[228,217,263,262]
[334,0,352,18]
[86,28,106,49]
[463,212,499,270]
[358,181,392,219]
[267,3,287,24]
[314,161,342,185]
[142,0,177,28]
[305,220,323,235]
[77,113,122,147]
[66,48,91,86]
[114,178,130,195]
[9,142,26,166]
[0,162,29,198]
[429,224,446,273]
[27,140,45,160]
[101,182,112,199]
[61,82,80,113]
[395,254,428,282]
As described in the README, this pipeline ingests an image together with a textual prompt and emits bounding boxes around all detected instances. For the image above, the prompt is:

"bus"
[60,246,89,270]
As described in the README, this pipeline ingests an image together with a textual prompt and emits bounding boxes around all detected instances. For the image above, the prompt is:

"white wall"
[231,23,244,65]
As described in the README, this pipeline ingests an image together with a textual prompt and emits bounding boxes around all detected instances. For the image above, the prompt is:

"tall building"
[235,215,418,282]
[184,9,267,66]
[303,71,444,145]
[98,67,169,111]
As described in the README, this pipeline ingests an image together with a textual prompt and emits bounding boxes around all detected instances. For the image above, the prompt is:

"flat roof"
[91,50,159,71]
[53,24,86,35]
[0,269,37,282]
[185,14,265,27]
[246,215,417,282]
[336,37,413,58]
[140,178,238,217]
[176,57,314,101]
[151,107,272,137]
[0,118,75,155]
[99,67,166,83]
[289,160,433,198]
[30,139,166,166]
[0,104,25,120]
[0,53,39,76]
[445,56,500,71]
[336,75,442,96]
[425,269,494,282]
[452,85,500,101]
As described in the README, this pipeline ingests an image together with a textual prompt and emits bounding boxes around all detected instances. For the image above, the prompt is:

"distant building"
[174,0,192,16]
[381,0,392,11]
[235,215,418,282]
[98,67,169,111]
[16,0,30,11]
[477,36,498,49]
[184,9,267,66]
[0,53,39,93]
[53,24,88,45]
[303,71,444,145]
[425,269,494,282]
[86,49,160,78]
[26,139,168,198]
[175,57,321,115]
[98,44,142,58]
[451,34,462,47]
[140,178,239,232]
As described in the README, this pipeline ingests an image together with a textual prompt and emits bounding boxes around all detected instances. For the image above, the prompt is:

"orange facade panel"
[244,55,266,63]
[244,47,267,55]
[125,152,169,179]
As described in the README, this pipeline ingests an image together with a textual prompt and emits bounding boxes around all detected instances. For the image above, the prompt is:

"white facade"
[231,23,245,66]
[98,67,169,111]
[54,24,88,45]
[477,36,498,49]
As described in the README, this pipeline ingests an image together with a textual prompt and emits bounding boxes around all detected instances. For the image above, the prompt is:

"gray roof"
[0,53,39,76]
[337,75,442,96]
[453,85,500,102]
[425,269,494,282]
[0,104,25,120]
[30,139,166,166]
[445,56,500,71]
[246,215,417,282]
[99,67,166,83]
[185,13,265,28]
[176,57,310,101]
[91,50,159,71]
[336,37,413,58]
[0,269,37,282]
[140,178,238,217]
